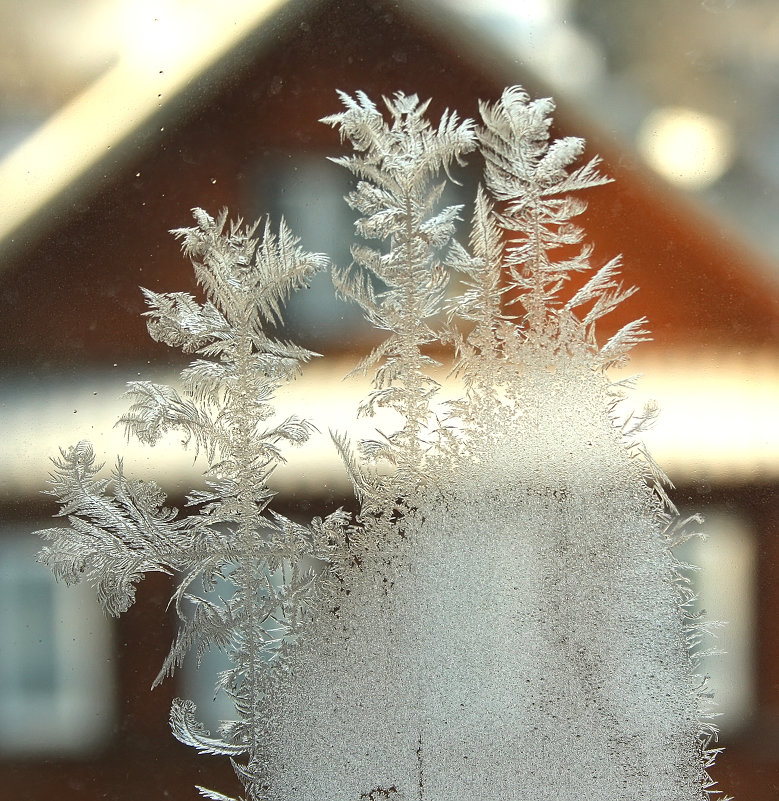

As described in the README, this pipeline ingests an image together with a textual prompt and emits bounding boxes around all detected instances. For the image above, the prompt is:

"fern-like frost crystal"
[37,209,348,801]
[35,90,727,801]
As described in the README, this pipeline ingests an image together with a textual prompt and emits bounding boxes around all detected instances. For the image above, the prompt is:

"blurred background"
[0,0,776,798]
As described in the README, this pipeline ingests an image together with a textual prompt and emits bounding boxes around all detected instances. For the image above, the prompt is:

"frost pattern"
[35,89,727,801]
[322,90,476,507]
[36,210,349,801]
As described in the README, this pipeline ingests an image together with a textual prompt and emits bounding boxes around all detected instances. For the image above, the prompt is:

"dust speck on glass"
[33,87,729,801]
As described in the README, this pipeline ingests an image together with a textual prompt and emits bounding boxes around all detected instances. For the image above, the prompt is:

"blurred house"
[0,0,776,798]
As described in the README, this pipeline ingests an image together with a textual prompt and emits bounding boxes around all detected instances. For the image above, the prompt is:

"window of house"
[676,510,757,732]
[0,529,116,756]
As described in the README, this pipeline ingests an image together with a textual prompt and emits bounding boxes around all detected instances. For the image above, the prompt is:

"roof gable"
[0,0,775,373]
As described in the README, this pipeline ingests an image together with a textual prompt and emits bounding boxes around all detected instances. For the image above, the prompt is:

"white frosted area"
[261,368,705,800]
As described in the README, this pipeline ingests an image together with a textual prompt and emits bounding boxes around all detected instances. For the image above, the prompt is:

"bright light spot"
[637,106,734,189]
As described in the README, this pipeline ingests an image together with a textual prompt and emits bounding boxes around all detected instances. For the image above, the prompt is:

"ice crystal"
[35,88,727,801]
[36,209,349,800]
